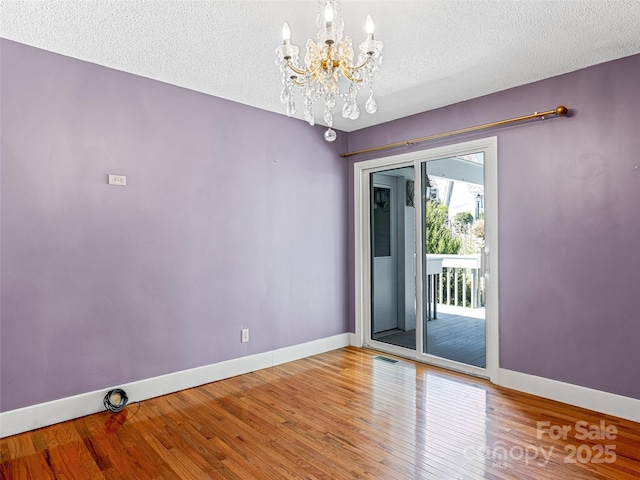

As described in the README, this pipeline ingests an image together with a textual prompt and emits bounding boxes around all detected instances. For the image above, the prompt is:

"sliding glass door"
[357,138,497,379]
[422,154,486,368]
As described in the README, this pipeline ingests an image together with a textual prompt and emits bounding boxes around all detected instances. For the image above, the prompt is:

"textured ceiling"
[2,0,640,132]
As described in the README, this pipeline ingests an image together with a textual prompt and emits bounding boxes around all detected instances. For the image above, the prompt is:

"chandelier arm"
[308,62,321,79]
[339,63,364,84]
[285,60,309,77]
[350,56,372,72]
[308,70,320,83]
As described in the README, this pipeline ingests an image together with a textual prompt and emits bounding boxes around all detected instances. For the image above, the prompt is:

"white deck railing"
[428,254,484,309]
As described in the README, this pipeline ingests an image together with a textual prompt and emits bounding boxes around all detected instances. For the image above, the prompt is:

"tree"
[453,211,474,233]
[426,201,461,254]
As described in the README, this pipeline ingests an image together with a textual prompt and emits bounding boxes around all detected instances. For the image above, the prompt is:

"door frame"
[354,137,499,382]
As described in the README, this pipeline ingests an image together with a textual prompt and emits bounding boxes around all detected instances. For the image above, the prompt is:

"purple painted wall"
[2,36,638,413]
[348,54,640,400]
[0,39,349,412]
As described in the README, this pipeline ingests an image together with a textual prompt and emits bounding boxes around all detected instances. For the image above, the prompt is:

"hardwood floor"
[2,347,639,479]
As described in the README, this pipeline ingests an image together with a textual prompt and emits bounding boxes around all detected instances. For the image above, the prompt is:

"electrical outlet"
[108,174,126,186]
[241,329,249,343]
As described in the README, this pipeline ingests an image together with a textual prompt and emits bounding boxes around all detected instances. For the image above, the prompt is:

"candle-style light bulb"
[282,22,291,42]
[323,2,336,45]
[324,3,334,23]
[365,15,375,35]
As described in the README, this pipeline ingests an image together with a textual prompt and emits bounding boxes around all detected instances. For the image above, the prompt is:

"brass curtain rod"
[340,105,569,158]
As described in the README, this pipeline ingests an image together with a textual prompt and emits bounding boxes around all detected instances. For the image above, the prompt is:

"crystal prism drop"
[342,102,352,119]
[349,104,360,120]
[323,108,333,127]
[304,106,315,126]
[365,94,377,114]
[286,98,296,117]
[324,128,337,142]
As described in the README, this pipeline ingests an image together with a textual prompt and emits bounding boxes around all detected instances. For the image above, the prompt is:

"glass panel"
[422,154,486,367]
[370,167,416,350]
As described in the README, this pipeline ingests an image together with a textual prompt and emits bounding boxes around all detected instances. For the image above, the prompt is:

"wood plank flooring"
[2,347,639,479]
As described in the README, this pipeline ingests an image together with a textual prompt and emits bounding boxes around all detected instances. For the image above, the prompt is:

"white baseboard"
[0,333,352,438]
[9,337,633,439]
[497,368,640,423]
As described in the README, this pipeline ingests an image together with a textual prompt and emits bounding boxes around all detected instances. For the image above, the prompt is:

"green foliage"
[453,211,474,234]
[454,211,474,225]
[426,201,461,254]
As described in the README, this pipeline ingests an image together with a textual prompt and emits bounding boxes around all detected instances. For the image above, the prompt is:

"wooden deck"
[2,347,640,479]
[374,307,486,367]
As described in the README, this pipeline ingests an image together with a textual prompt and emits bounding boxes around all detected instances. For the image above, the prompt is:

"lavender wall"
[348,54,640,400]
[0,39,349,412]
[2,37,638,414]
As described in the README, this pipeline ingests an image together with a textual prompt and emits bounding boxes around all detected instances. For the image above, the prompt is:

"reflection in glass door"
[370,167,416,351]
[422,154,486,367]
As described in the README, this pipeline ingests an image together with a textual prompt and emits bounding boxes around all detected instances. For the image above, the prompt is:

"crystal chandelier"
[275,0,383,141]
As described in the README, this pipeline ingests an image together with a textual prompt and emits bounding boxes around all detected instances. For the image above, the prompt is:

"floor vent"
[373,355,400,364]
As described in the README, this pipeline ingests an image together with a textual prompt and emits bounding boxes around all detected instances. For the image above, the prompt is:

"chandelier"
[276,0,383,141]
